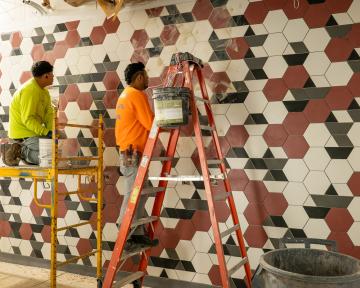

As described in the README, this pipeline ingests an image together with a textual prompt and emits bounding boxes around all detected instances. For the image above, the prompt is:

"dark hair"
[31,61,53,77]
[124,62,145,85]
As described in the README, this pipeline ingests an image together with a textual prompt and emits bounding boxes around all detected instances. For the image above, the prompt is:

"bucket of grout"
[152,87,190,128]
[39,138,53,167]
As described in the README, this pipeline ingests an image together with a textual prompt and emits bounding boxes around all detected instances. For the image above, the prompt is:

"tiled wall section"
[0,0,360,285]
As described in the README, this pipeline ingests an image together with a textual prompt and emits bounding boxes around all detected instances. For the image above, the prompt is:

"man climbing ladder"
[102,52,252,288]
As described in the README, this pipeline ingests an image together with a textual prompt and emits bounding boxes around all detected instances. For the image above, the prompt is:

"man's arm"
[136,92,154,131]
[20,89,49,136]
[44,91,54,132]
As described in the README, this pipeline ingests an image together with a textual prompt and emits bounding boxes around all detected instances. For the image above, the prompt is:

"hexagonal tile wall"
[0,0,360,286]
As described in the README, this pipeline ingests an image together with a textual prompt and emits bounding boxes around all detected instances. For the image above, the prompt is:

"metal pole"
[50,108,59,288]
[97,114,104,282]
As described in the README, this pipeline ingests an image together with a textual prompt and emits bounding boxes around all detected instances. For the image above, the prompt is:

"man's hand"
[46,131,52,139]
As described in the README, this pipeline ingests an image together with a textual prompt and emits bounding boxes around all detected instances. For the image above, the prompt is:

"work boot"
[131,235,159,247]
[3,143,22,166]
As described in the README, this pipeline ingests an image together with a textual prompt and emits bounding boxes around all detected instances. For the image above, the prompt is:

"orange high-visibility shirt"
[115,86,154,153]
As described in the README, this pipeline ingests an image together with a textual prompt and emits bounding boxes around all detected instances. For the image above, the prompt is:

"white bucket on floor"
[39,139,53,167]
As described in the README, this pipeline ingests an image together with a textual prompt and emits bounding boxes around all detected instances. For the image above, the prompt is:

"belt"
[13,137,28,142]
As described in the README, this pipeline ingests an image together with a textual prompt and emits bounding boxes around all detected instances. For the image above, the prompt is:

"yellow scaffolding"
[0,109,104,288]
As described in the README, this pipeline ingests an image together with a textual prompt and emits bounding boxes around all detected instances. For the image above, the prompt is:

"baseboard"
[0,252,212,288]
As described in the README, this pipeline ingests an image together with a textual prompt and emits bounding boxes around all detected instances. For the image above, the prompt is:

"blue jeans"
[119,165,148,235]
[20,137,41,165]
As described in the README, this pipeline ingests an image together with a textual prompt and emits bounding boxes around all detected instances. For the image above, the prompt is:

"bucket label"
[155,99,183,124]
[130,186,140,204]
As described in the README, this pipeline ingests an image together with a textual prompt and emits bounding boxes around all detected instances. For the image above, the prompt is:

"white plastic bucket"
[39,139,53,167]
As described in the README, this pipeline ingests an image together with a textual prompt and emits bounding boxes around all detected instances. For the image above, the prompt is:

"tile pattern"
[0,0,360,286]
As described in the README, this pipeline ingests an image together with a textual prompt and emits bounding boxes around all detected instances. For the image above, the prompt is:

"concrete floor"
[0,262,141,288]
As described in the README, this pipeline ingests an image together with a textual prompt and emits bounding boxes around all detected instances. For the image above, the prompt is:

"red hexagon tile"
[77,238,93,255]
[77,92,93,110]
[103,17,120,34]
[64,84,80,102]
[176,219,196,241]
[264,193,288,216]
[65,20,79,31]
[283,112,309,135]
[325,0,353,13]
[265,0,287,10]
[10,31,22,48]
[283,0,309,19]
[103,71,121,90]
[192,0,213,21]
[263,78,288,101]
[41,225,51,243]
[0,220,11,237]
[263,124,288,147]
[209,72,231,94]
[90,26,106,45]
[304,99,331,123]
[328,232,354,255]
[244,1,268,24]
[19,71,32,84]
[348,172,360,196]
[228,169,249,191]
[209,7,231,29]
[19,223,32,240]
[347,23,360,48]
[131,29,149,50]
[31,44,45,61]
[192,210,212,232]
[283,66,309,89]
[303,3,331,28]
[325,38,354,62]
[103,90,118,109]
[160,228,180,249]
[160,25,180,46]
[325,86,354,110]
[348,73,360,97]
[226,37,249,60]
[244,225,268,248]
[225,125,249,147]
[244,181,269,203]
[65,30,81,48]
[283,135,309,159]
[325,208,354,233]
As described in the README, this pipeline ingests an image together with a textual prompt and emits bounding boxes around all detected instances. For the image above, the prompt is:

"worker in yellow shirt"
[115,62,158,249]
[3,61,54,166]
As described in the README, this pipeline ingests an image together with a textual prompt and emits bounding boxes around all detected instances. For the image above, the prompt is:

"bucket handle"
[279,237,337,252]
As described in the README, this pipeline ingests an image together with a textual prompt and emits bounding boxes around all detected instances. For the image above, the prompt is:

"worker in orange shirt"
[115,62,158,248]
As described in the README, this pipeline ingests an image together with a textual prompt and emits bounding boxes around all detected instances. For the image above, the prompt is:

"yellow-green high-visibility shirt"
[9,78,54,139]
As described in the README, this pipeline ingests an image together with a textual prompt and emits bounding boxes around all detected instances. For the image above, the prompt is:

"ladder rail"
[184,62,231,288]
[102,124,161,288]
[196,67,252,287]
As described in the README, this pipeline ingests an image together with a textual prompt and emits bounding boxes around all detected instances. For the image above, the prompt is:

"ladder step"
[200,125,214,131]
[214,191,232,201]
[113,271,145,288]
[148,174,225,182]
[228,257,248,276]
[131,216,159,228]
[207,159,223,165]
[151,156,173,161]
[121,245,151,261]
[194,96,209,103]
[141,187,165,196]
[220,224,241,238]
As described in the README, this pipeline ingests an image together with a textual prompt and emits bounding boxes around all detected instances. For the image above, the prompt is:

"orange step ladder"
[101,52,252,288]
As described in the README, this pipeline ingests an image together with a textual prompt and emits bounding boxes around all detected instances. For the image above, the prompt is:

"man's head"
[31,61,54,88]
[124,62,148,91]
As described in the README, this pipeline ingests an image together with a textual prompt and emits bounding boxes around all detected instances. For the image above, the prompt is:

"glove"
[46,131,52,139]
